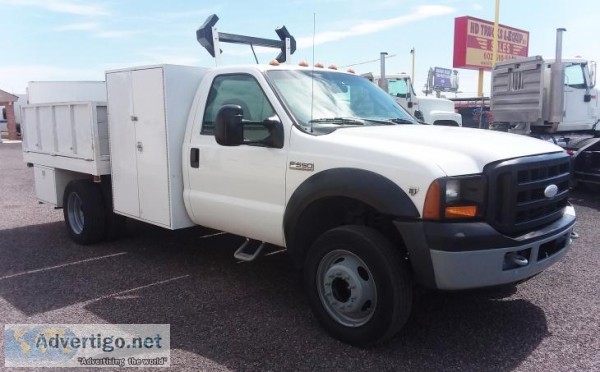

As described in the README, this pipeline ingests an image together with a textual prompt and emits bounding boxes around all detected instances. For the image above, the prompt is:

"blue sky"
[1,0,598,96]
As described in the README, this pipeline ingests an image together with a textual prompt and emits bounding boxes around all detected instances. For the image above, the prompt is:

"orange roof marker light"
[314,62,324,68]
[299,60,309,67]
[269,59,280,66]
[347,68,356,74]
[328,64,338,70]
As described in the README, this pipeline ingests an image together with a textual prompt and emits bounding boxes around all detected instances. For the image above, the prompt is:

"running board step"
[234,239,266,262]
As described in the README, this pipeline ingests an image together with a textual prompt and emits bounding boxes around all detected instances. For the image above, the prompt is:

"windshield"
[388,78,411,97]
[266,69,417,134]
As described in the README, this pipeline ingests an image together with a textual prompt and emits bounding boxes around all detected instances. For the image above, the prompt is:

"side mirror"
[584,94,592,102]
[261,115,284,149]
[215,105,244,146]
[407,101,413,109]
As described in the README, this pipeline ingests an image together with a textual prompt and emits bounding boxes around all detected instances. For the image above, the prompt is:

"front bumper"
[394,205,576,290]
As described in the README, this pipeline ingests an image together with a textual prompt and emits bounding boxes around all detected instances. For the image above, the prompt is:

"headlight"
[445,179,460,202]
[423,175,486,220]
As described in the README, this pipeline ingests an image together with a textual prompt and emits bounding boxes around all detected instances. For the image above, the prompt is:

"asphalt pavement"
[1,142,598,371]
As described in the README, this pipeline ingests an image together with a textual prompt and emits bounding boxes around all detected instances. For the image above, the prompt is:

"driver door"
[388,78,414,115]
[562,63,592,130]
[185,72,288,246]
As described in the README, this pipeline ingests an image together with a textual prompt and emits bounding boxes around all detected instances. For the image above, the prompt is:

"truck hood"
[416,95,455,113]
[325,125,563,176]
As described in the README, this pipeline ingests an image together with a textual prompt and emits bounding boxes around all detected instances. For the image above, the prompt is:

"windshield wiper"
[308,117,365,125]
[359,118,415,125]
[389,118,416,124]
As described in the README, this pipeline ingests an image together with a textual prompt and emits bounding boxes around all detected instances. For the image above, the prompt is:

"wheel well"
[288,196,406,268]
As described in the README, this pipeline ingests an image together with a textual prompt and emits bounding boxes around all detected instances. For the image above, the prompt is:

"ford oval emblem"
[544,184,559,198]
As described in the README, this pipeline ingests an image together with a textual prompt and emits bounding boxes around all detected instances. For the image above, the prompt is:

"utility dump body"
[22,100,109,205]
[21,15,577,347]
[491,56,546,125]
[27,81,107,104]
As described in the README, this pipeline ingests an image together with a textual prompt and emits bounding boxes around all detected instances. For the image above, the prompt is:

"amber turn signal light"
[423,180,441,220]
[445,205,478,218]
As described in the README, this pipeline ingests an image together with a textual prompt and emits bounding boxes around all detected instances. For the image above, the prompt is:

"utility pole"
[492,0,500,68]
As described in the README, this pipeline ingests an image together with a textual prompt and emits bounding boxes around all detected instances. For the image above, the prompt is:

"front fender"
[283,168,420,266]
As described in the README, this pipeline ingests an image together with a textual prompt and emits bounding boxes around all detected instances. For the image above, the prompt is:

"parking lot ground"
[1,142,599,371]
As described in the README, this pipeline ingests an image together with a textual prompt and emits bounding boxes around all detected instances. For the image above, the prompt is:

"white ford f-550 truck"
[22,16,576,346]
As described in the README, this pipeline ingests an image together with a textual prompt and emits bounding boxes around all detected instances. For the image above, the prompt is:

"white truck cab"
[558,58,598,131]
[370,73,462,126]
[22,16,576,347]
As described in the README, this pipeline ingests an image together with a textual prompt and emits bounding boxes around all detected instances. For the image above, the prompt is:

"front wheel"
[304,225,412,346]
[63,180,107,245]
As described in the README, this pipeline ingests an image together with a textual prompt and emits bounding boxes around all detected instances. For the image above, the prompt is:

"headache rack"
[196,14,296,65]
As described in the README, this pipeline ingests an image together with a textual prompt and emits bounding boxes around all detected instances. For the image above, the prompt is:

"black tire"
[96,178,127,240]
[490,122,510,132]
[63,180,107,245]
[105,211,127,240]
[580,182,600,193]
[304,225,412,346]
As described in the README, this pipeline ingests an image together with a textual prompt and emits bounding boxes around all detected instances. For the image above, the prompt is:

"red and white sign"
[453,16,529,70]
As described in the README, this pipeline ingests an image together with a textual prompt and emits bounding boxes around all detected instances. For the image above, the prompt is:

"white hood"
[323,125,563,176]
[416,95,455,113]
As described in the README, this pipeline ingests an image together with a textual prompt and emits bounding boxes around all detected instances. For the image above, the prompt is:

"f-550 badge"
[289,161,314,171]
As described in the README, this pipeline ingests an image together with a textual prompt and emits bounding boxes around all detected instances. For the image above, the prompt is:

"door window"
[564,64,586,89]
[202,74,275,141]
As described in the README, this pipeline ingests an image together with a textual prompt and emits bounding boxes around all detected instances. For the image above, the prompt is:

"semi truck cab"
[560,59,597,131]
[370,73,463,126]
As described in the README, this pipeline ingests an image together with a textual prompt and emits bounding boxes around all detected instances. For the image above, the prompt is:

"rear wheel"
[63,180,107,244]
[304,225,412,346]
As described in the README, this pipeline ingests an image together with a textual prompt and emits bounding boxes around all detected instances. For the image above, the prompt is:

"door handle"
[136,141,143,152]
[190,148,199,168]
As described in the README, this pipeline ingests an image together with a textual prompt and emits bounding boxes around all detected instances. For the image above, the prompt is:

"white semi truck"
[491,28,599,189]
[22,16,576,346]
[363,53,462,126]
[370,73,463,126]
